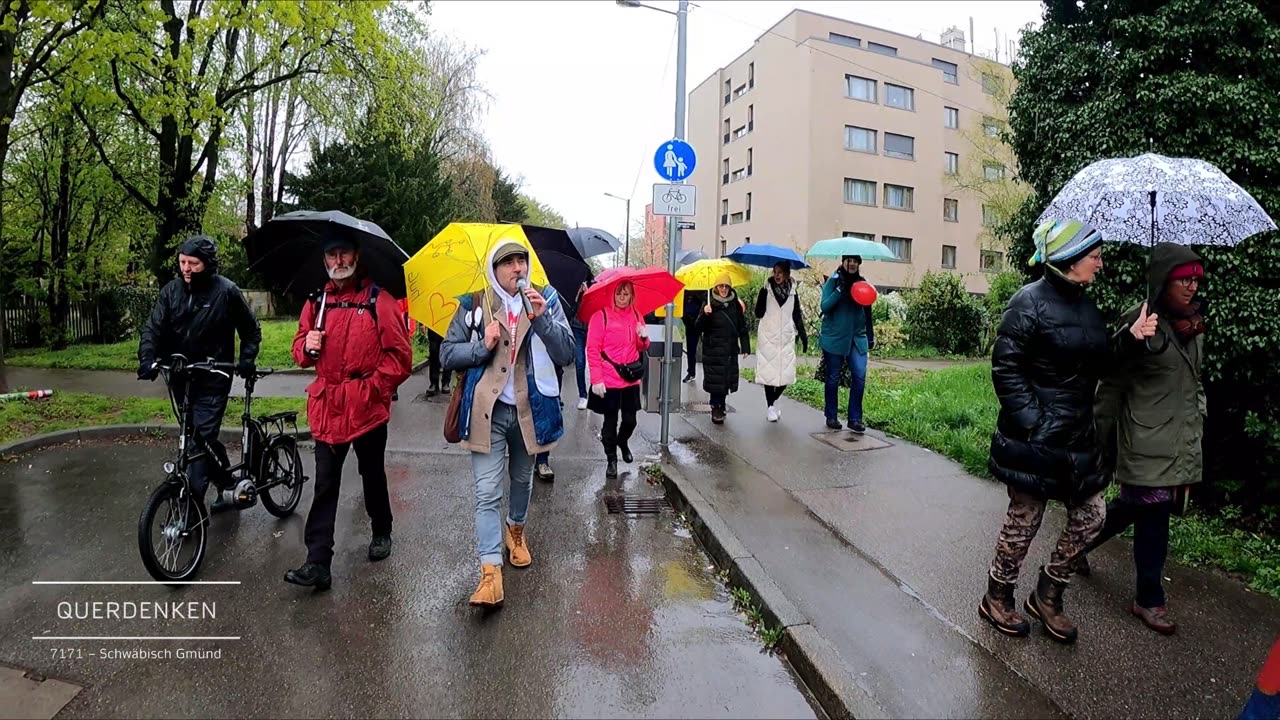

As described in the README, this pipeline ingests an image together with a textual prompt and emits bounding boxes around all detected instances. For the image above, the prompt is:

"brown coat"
[462,304,555,456]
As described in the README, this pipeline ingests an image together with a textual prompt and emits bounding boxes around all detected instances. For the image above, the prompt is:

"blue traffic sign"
[654,139,696,182]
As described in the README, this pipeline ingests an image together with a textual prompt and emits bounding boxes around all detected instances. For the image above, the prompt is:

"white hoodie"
[483,240,562,405]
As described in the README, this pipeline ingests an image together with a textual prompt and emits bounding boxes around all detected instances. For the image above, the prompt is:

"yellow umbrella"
[403,223,549,336]
[675,258,753,291]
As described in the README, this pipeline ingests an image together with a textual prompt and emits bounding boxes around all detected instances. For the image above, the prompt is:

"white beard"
[327,264,356,280]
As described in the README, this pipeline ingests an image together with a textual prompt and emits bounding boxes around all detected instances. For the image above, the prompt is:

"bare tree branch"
[70,102,157,213]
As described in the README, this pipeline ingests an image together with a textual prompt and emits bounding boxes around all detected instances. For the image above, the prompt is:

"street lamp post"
[618,0,687,450]
[603,192,631,266]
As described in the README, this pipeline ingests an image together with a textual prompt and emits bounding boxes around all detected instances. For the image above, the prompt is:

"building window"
[731,212,745,224]
[829,32,861,48]
[842,231,874,240]
[845,75,876,102]
[884,184,913,211]
[748,104,754,131]
[884,132,914,160]
[981,250,1005,271]
[844,126,876,153]
[731,168,746,182]
[945,106,959,129]
[724,79,731,105]
[885,83,914,111]
[734,83,748,100]
[747,148,753,176]
[746,192,752,221]
[943,198,959,222]
[721,199,728,226]
[720,238,727,256]
[932,58,958,84]
[748,62,755,89]
[942,245,957,269]
[723,119,730,145]
[868,41,898,56]
[884,236,913,261]
[983,117,1001,137]
[843,178,876,206]
[984,163,1007,181]
[982,73,1003,96]
[722,158,729,185]
[983,204,1001,227]
[945,152,959,175]
[734,124,748,140]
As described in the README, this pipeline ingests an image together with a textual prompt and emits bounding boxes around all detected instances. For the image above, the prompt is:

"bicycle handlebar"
[153,355,276,378]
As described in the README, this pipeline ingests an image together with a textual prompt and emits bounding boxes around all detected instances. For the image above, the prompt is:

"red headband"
[1168,262,1204,281]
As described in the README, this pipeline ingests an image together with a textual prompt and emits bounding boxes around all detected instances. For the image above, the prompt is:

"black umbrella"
[520,224,593,310]
[243,210,410,299]
[566,227,621,259]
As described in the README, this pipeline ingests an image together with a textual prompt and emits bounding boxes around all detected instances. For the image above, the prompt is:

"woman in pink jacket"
[587,281,650,479]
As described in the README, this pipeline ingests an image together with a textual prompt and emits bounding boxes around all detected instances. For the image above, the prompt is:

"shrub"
[903,271,985,356]
[882,291,909,323]
[97,286,160,341]
[981,270,1026,353]
[873,321,907,350]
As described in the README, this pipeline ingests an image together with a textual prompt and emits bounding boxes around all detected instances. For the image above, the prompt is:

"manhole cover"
[811,431,892,452]
[0,664,83,720]
[683,403,735,414]
[604,495,670,515]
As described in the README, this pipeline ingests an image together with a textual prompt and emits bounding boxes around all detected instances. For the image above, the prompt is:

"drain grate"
[604,495,670,515]
[811,431,892,452]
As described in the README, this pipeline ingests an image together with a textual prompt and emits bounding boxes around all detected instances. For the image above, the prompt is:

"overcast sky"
[426,0,1044,238]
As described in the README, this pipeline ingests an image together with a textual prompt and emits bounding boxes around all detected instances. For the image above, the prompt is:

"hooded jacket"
[1094,243,1206,488]
[696,288,751,397]
[440,240,575,455]
[988,271,1111,502]
[587,302,650,390]
[291,274,413,445]
[138,262,261,381]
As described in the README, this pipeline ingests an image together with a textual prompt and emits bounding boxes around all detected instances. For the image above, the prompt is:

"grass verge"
[7,320,426,371]
[0,393,307,446]
[743,363,1280,599]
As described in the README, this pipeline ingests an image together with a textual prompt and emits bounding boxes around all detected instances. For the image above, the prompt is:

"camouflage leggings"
[989,487,1106,585]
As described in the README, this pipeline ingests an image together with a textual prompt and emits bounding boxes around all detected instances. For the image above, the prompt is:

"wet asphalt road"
[0,385,820,719]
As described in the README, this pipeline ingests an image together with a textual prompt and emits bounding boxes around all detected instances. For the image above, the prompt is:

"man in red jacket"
[283,236,413,591]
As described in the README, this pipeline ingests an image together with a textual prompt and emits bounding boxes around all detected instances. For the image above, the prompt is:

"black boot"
[620,443,633,464]
[368,535,392,562]
[1025,566,1078,644]
[1073,553,1092,577]
[284,562,332,591]
[606,459,618,479]
[979,575,1030,637]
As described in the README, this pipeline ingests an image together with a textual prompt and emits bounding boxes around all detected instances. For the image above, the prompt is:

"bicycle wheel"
[137,481,208,583]
[259,437,303,517]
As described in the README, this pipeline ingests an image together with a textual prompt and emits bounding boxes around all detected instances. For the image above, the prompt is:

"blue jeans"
[823,349,868,424]
[471,402,534,566]
[573,326,589,398]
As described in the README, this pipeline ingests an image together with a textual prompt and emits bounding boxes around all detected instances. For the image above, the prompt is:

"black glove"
[236,360,256,379]
[138,360,159,381]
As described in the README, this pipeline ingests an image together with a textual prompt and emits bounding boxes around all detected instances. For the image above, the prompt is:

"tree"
[492,168,526,224]
[75,0,390,286]
[1003,0,1280,510]
[518,194,566,229]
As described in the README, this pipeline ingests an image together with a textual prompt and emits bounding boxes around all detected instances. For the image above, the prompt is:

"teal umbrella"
[806,237,897,261]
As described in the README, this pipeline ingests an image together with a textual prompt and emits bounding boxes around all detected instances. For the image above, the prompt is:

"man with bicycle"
[283,236,413,592]
[138,235,262,512]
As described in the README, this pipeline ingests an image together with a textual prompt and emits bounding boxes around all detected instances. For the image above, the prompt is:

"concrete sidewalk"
[636,373,1280,719]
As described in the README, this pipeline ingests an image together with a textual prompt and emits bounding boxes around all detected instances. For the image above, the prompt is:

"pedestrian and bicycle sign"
[654,139,696,181]
[653,183,696,217]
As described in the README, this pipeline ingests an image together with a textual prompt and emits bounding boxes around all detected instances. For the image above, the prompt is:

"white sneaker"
[767,406,779,423]
[577,397,588,410]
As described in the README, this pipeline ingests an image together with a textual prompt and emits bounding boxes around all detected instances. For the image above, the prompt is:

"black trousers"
[1088,497,1174,608]
[428,331,452,389]
[304,423,392,567]
[683,320,699,376]
[763,385,786,406]
[177,377,232,502]
[601,405,638,462]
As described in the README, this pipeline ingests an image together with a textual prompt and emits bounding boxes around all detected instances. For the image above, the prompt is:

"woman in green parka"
[1084,242,1209,636]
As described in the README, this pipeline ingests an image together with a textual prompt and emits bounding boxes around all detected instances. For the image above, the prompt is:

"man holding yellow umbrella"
[405,223,574,608]
[677,259,753,425]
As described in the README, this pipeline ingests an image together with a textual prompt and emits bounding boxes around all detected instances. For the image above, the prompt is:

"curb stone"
[0,424,312,457]
[660,461,888,720]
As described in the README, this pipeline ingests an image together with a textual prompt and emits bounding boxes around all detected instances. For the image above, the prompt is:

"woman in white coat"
[753,261,809,422]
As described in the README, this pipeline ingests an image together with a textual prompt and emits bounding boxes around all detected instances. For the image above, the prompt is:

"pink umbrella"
[577,266,683,322]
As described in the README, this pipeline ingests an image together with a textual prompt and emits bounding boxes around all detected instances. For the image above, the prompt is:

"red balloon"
[851,281,877,306]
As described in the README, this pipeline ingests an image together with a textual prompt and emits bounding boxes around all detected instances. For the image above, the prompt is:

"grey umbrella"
[676,248,707,267]
[566,227,622,259]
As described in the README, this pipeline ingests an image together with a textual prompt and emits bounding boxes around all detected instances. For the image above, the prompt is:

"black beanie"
[178,235,219,273]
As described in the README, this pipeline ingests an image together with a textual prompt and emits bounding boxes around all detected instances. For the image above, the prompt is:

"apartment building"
[683,9,1015,293]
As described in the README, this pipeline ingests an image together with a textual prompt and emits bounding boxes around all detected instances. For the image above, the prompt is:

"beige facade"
[684,9,1015,293]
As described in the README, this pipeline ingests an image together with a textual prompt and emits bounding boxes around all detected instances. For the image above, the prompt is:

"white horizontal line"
[31,581,241,585]
[33,636,241,641]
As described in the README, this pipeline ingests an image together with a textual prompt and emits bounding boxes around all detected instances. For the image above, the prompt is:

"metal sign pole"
[659,0,689,450]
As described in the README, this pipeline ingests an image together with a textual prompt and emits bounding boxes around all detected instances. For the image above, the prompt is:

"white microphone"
[515,276,535,319]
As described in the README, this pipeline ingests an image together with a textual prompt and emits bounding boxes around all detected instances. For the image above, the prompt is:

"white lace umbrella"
[1038,153,1276,247]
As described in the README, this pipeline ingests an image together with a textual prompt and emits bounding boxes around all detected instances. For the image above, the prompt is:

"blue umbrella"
[726,243,809,270]
[807,237,897,262]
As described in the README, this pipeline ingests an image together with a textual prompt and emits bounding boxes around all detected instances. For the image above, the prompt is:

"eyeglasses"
[1175,276,1202,288]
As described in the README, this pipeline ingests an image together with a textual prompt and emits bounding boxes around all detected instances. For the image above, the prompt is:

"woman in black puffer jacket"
[979,218,1156,645]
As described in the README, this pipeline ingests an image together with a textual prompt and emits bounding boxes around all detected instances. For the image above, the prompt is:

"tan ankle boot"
[504,523,532,567]
[469,564,504,607]
[1025,566,1078,644]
